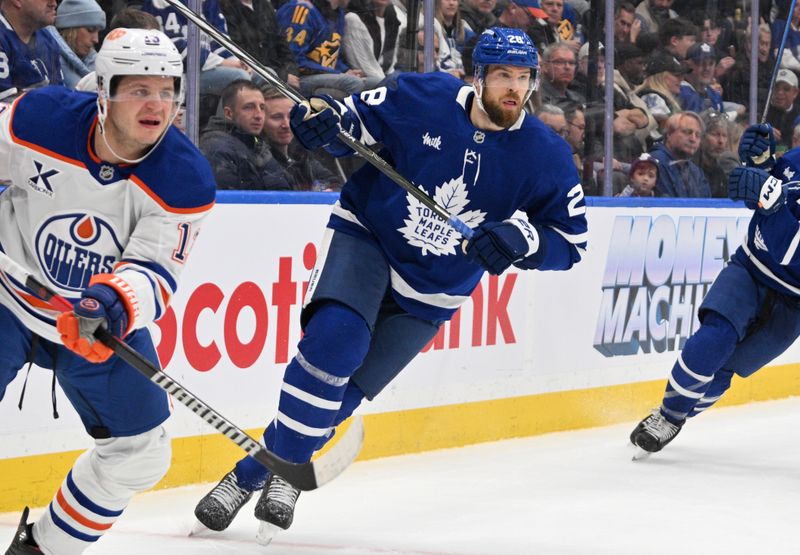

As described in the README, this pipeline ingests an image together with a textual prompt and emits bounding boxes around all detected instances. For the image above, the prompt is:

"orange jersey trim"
[129,174,215,215]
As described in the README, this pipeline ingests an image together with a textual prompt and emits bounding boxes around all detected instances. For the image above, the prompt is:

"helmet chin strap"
[96,96,180,165]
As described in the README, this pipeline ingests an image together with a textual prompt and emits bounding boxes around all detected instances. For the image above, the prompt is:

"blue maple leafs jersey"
[329,72,588,321]
[0,87,216,343]
[276,0,348,74]
[141,0,232,68]
[734,150,800,297]
[0,14,62,97]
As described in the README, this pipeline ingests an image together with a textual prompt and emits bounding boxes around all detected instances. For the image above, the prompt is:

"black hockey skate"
[5,507,41,554]
[630,409,684,453]
[193,471,254,532]
[254,475,301,545]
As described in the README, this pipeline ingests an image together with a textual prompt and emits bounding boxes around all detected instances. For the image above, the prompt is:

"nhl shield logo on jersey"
[36,213,123,292]
[99,165,115,181]
[27,160,60,198]
[398,176,486,256]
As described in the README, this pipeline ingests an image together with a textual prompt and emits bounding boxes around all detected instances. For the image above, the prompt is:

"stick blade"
[311,415,365,488]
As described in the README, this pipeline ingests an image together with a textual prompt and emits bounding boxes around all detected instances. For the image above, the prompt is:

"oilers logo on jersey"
[38,214,122,292]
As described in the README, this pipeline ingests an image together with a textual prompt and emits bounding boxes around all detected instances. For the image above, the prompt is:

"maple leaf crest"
[397,177,486,256]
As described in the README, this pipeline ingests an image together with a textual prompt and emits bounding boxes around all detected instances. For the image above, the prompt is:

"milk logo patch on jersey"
[398,167,486,256]
[35,213,123,292]
[27,160,60,198]
[422,132,442,150]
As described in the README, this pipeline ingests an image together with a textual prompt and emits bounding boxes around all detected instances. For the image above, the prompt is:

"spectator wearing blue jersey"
[0,0,63,98]
[140,0,252,98]
[46,0,106,89]
[277,0,366,99]
[649,111,711,197]
[200,79,290,190]
[678,42,723,114]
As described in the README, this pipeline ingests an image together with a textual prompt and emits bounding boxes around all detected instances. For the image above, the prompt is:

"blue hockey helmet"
[472,27,539,91]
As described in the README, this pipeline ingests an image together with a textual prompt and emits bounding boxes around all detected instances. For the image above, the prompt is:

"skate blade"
[631,447,653,461]
[188,519,212,537]
[256,521,282,546]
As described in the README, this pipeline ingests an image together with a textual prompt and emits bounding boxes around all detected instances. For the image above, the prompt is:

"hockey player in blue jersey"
[194,27,588,541]
[630,123,800,455]
[1,28,216,554]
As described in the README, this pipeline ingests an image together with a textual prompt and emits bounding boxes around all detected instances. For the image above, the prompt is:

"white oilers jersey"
[331,72,588,321]
[0,87,216,342]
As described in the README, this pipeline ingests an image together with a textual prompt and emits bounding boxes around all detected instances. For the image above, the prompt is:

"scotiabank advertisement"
[3,199,799,459]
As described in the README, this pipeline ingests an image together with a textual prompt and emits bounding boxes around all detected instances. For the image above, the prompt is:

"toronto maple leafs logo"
[398,176,486,256]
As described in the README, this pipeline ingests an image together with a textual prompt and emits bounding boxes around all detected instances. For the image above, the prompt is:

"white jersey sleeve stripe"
[780,227,800,265]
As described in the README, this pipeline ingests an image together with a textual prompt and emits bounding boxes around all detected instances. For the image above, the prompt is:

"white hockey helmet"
[95,28,184,104]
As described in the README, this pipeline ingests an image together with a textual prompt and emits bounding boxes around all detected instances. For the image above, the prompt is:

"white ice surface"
[2,398,798,554]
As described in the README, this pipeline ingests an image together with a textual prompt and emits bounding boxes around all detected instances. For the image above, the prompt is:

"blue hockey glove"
[728,166,786,215]
[464,219,541,275]
[738,123,776,170]
[289,95,342,151]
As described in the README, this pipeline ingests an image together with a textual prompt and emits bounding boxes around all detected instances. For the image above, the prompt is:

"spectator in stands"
[649,111,711,197]
[220,0,300,89]
[535,103,569,138]
[262,87,343,191]
[46,0,106,89]
[200,80,290,190]
[277,0,366,98]
[435,0,474,79]
[539,43,583,105]
[678,42,724,113]
[614,1,640,44]
[636,52,687,138]
[0,0,63,98]
[616,152,658,197]
[635,0,676,35]
[528,0,580,52]
[771,1,800,73]
[696,109,738,198]
[765,69,800,152]
[614,42,657,147]
[141,0,252,97]
[560,101,584,171]
[719,21,772,110]
[657,17,697,60]
[459,0,496,36]
[688,9,735,79]
[344,0,400,86]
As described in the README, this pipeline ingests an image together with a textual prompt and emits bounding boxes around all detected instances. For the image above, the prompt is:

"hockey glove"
[289,95,342,151]
[57,275,134,363]
[464,219,541,275]
[738,123,776,170]
[728,166,786,215]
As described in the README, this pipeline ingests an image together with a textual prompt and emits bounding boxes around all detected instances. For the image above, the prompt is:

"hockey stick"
[0,250,363,491]
[162,0,474,241]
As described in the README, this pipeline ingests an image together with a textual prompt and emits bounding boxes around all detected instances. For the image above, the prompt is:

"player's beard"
[482,90,524,128]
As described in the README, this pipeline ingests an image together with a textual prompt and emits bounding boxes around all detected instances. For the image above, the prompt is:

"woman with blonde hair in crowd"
[636,52,689,141]
[46,0,106,89]
[436,0,474,79]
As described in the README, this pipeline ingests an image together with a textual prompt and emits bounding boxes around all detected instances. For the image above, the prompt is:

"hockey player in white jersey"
[1,28,216,554]
[194,27,588,542]
[630,123,800,455]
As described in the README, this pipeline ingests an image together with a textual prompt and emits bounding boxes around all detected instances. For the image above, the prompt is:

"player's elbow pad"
[324,111,361,157]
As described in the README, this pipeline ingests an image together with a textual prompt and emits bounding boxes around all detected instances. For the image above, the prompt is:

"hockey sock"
[689,368,735,418]
[273,302,371,463]
[661,312,738,424]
